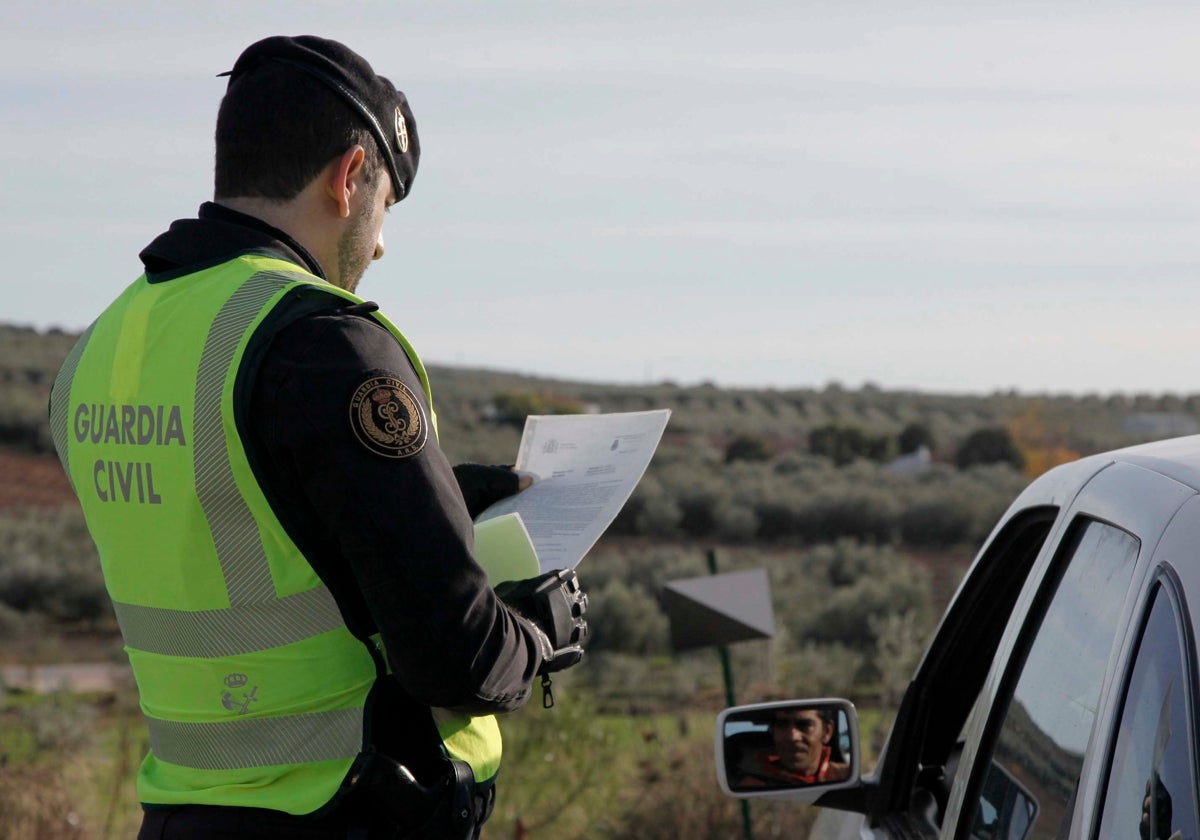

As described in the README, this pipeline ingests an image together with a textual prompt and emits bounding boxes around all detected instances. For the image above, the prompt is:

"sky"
[4,1,1200,395]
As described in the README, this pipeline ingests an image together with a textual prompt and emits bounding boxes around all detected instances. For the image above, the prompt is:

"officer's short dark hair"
[214,61,385,201]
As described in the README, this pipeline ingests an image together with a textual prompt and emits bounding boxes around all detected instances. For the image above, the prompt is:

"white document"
[476,409,670,573]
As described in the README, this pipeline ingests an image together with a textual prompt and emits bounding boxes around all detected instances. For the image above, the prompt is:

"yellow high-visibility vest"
[49,253,501,815]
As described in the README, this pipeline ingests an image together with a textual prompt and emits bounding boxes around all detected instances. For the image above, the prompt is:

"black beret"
[222,35,419,201]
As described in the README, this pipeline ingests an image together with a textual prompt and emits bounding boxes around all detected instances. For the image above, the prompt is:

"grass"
[0,686,897,839]
[0,691,143,838]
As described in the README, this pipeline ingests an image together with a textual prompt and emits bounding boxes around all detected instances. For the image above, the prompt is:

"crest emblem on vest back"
[350,375,427,458]
[221,672,258,715]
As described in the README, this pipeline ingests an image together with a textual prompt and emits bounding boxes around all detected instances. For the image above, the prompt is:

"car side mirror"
[716,699,861,802]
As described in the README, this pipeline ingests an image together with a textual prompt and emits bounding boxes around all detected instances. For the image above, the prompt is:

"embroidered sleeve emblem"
[349,376,428,458]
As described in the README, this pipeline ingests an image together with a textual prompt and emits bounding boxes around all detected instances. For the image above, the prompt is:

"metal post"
[717,645,737,709]
[708,549,753,840]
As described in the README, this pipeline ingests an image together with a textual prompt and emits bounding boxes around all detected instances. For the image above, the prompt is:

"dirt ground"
[0,449,75,509]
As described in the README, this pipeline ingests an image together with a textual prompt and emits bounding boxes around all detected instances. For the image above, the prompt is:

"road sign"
[660,568,774,651]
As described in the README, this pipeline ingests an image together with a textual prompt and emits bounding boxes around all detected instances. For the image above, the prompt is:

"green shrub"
[774,640,865,698]
[588,579,670,656]
[489,390,586,428]
[956,427,1025,470]
[898,422,935,455]
[723,434,772,464]
[794,492,897,544]
[0,508,108,628]
[898,500,974,548]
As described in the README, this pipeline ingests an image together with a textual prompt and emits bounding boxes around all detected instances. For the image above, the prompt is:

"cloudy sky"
[4,1,1200,394]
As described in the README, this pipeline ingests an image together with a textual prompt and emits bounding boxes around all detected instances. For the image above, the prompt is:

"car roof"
[1014,434,1200,511]
[1108,434,1200,491]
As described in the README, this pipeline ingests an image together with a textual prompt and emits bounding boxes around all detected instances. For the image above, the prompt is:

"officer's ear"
[326,146,367,220]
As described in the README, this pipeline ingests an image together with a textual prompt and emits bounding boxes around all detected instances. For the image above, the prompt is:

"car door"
[938,462,1196,840]
[1086,492,1200,840]
[1091,575,1199,840]
[812,502,1066,839]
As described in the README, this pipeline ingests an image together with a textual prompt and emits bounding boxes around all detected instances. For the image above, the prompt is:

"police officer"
[48,35,587,839]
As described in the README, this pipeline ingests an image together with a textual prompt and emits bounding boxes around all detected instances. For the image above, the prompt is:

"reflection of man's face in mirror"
[770,709,833,776]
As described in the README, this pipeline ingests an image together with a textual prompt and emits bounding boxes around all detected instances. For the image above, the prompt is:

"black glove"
[495,569,588,676]
[452,463,521,519]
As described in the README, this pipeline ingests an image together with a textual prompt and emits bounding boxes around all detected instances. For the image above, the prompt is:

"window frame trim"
[868,506,1059,824]
[950,515,1143,840]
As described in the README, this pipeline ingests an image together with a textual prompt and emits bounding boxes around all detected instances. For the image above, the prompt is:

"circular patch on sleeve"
[349,376,429,458]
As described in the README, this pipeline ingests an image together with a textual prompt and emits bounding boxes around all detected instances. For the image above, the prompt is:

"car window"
[966,519,1140,840]
[1096,583,1198,840]
[872,508,1057,829]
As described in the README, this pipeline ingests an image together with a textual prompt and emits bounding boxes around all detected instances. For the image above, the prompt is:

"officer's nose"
[374,229,385,261]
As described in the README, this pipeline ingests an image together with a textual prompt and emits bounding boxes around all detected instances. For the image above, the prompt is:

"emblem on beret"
[350,376,427,458]
[395,107,409,154]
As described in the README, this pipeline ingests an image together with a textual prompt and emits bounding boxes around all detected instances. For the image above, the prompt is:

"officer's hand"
[452,463,529,519]
[495,569,588,675]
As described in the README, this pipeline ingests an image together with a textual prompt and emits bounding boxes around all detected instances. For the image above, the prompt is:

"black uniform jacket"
[138,203,544,797]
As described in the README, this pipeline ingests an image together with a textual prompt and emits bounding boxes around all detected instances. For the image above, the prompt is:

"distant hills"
[6,320,1200,470]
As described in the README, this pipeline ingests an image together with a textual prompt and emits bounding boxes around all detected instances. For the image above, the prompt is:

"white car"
[716,435,1200,839]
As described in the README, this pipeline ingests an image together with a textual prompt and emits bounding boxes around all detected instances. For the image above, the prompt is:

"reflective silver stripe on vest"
[144,269,368,774]
[146,706,363,770]
[112,585,345,658]
[112,271,349,660]
[48,322,96,489]
[194,270,304,606]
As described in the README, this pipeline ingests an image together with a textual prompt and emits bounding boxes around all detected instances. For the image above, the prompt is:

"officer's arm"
[246,307,546,714]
